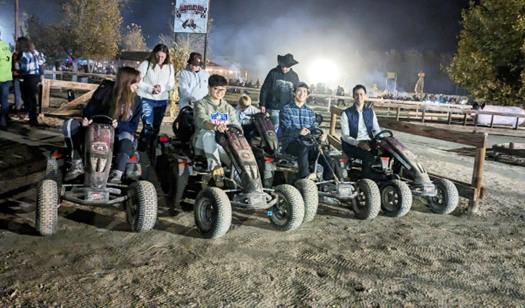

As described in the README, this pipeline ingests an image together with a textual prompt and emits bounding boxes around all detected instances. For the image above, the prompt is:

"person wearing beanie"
[0,29,13,131]
[259,53,299,137]
[178,52,210,110]
[280,82,337,180]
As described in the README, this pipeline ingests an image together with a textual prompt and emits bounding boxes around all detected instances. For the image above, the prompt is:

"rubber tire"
[46,157,59,182]
[36,179,59,236]
[351,179,381,220]
[126,181,158,232]
[380,179,412,217]
[294,179,318,223]
[269,184,305,232]
[427,178,459,215]
[194,187,232,238]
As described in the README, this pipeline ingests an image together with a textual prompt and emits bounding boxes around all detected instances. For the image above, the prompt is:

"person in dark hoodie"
[259,53,299,136]
[62,66,142,184]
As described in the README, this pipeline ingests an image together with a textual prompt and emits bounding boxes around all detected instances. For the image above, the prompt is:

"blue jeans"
[13,78,23,110]
[268,109,282,139]
[141,98,168,132]
[139,98,168,151]
[0,81,12,127]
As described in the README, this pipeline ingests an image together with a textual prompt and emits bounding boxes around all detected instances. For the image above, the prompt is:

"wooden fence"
[328,105,487,213]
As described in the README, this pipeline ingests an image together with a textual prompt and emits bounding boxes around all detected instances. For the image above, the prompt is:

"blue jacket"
[344,105,374,139]
[83,94,142,136]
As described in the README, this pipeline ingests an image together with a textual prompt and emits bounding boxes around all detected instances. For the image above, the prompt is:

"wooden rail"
[329,105,487,213]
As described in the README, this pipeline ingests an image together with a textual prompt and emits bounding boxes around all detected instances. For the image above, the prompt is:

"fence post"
[40,78,51,114]
[469,132,487,213]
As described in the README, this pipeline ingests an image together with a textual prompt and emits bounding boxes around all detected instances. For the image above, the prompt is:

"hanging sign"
[174,0,209,34]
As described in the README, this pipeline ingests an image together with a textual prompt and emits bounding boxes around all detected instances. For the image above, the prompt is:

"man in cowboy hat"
[259,53,299,136]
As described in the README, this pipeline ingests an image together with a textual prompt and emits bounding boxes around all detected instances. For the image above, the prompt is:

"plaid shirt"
[19,51,42,75]
[280,101,318,150]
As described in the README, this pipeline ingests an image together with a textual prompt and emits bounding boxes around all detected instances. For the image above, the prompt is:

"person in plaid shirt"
[280,82,337,180]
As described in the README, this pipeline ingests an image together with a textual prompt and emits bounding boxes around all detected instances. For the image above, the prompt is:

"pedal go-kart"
[36,115,158,236]
[342,130,459,215]
[155,123,305,239]
[251,114,381,221]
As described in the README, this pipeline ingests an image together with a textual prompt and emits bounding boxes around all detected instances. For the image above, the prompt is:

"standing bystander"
[0,30,13,130]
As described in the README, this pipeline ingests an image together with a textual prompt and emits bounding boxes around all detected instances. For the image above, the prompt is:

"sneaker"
[17,112,27,120]
[65,159,84,181]
[108,170,123,184]
[306,173,317,181]
[212,166,225,187]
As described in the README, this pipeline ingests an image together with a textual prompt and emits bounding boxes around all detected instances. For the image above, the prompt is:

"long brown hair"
[145,44,170,70]
[16,37,33,59]
[110,66,140,120]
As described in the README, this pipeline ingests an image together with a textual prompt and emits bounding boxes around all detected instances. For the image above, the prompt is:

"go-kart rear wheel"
[194,187,232,238]
[294,179,318,223]
[36,179,59,236]
[126,181,158,232]
[427,178,459,214]
[351,179,381,220]
[269,184,305,232]
[380,179,412,217]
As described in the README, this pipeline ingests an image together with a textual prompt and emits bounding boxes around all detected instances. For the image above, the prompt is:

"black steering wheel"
[90,115,114,125]
[374,129,393,142]
[299,127,324,146]
[214,123,243,144]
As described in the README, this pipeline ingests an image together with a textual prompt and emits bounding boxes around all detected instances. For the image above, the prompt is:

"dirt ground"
[1,118,525,307]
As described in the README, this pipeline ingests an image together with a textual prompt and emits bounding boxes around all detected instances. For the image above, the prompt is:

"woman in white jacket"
[137,44,175,151]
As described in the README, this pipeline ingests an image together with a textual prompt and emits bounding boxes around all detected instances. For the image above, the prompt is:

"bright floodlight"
[308,59,339,84]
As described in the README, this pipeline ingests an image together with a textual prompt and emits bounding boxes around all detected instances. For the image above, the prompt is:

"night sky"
[2,0,471,87]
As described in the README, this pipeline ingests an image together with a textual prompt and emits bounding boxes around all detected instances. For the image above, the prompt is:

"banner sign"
[174,0,209,34]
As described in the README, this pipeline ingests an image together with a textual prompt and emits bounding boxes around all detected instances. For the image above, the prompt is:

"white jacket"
[178,65,210,109]
[137,60,175,101]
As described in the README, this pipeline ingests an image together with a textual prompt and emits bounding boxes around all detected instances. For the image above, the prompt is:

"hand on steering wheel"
[374,130,393,142]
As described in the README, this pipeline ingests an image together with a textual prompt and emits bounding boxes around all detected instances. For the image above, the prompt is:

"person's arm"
[280,107,301,139]
[194,100,214,130]
[19,53,29,75]
[178,71,194,105]
[259,71,272,109]
[160,64,176,94]
[137,61,154,94]
[117,97,143,134]
[246,105,260,115]
[341,112,359,146]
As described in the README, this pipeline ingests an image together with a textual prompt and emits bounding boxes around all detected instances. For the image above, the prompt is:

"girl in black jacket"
[63,66,142,183]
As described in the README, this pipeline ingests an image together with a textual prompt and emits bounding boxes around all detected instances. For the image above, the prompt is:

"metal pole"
[15,0,19,39]
[202,0,210,69]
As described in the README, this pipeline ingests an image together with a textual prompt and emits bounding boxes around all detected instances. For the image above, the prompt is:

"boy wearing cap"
[259,53,299,136]
[179,52,210,109]
[280,82,336,180]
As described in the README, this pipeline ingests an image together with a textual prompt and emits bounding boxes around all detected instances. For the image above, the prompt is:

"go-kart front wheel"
[269,184,305,232]
[351,179,381,220]
[36,179,59,236]
[294,179,318,223]
[427,178,459,215]
[126,181,158,232]
[380,179,412,217]
[194,187,232,238]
